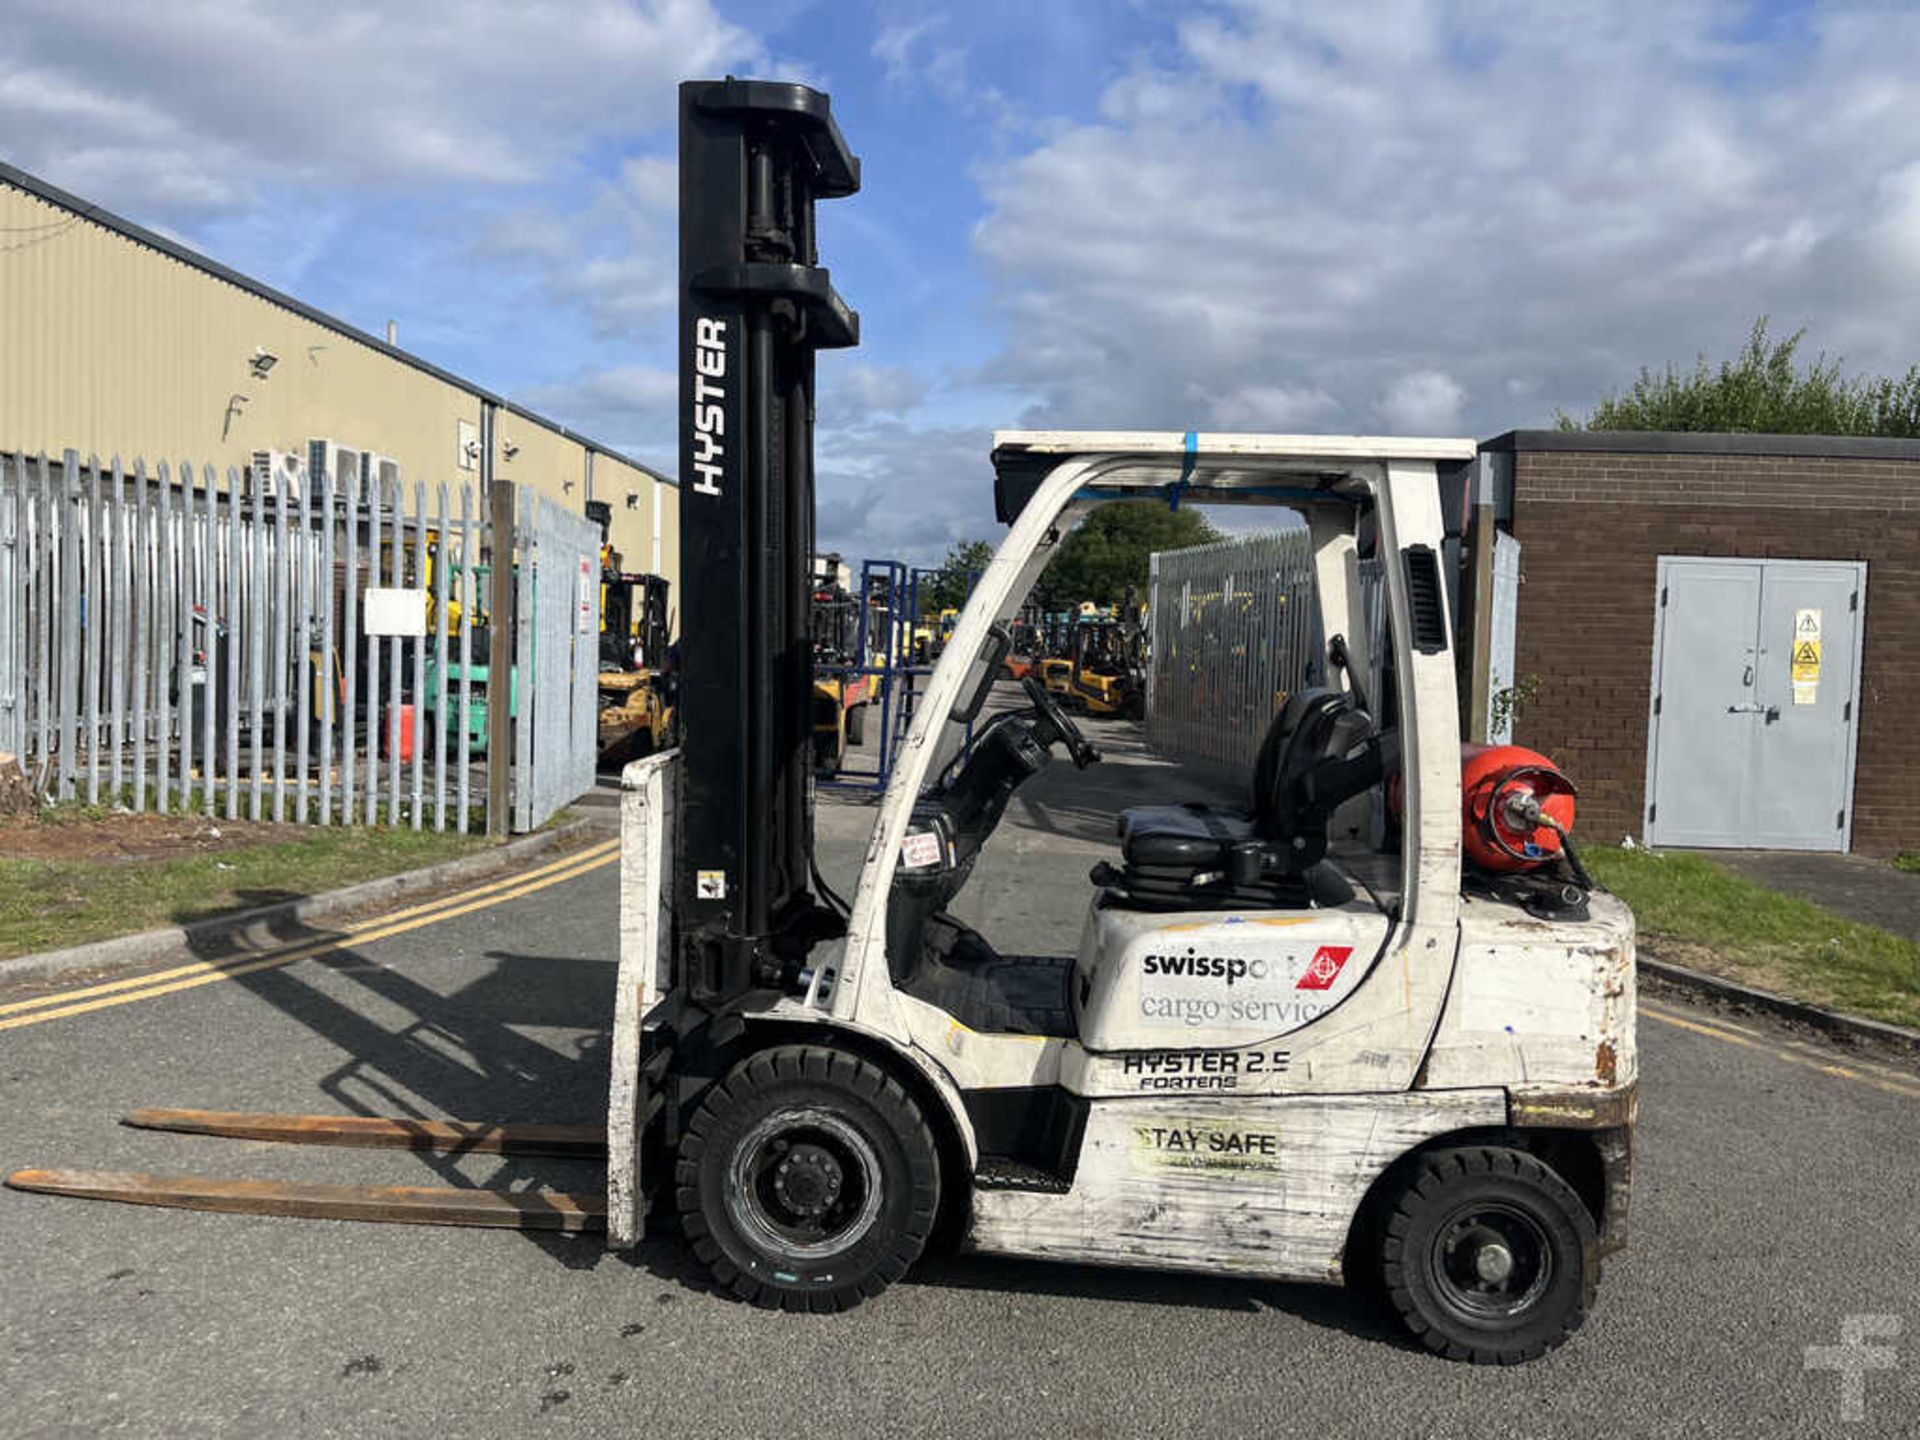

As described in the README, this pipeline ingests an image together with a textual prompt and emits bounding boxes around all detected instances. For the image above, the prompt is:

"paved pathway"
[1703,848,1920,941]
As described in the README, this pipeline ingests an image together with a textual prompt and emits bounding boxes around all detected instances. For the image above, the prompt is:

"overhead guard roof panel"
[989,431,1477,523]
[992,430,1477,464]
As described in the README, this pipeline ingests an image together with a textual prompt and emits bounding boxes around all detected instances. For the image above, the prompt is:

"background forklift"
[1064,603,1146,719]
[422,552,506,758]
[592,504,675,770]
[809,554,874,773]
[10,78,1635,1369]
[1035,606,1082,699]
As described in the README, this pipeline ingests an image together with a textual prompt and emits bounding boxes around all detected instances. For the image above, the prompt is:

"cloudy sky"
[7,0,1920,560]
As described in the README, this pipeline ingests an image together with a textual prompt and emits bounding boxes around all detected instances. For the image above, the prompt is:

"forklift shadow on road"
[96,900,632,1260]
[557,1205,1412,1349]
[903,1251,1411,1344]
[167,887,311,953]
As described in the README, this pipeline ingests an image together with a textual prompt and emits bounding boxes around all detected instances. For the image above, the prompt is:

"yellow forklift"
[1065,612,1145,719]
[810,555,875,773]
[593,517,674,770]
[1035,605,1084,699]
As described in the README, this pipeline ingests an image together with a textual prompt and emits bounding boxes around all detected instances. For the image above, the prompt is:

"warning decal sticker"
[1792,608,1822,705]
[1132,1120,1284,1175]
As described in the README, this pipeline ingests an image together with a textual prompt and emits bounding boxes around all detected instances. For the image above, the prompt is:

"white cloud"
[1207,382,1339,430]
[466,150,685,340]
[825,364,932,424]
[1375,371,1466,435]
[515,365,678,471]
[0,0,762,220]
[871,12,970,104]
[970,0,1920,435]
[873,16,942,83]
[816,416,998,564]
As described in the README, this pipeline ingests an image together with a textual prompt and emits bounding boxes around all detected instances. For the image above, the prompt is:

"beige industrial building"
[0,160,677,607]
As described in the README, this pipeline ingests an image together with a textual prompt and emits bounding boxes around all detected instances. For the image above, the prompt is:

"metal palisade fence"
[1147,528,1517,777]
[1146,530,1325,772]
[0,449,600,832]
[1145,530,1393,775]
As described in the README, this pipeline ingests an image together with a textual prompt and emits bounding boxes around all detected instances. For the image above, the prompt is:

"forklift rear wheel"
[1379,1146,1596,1364]
[845,703,866,747]
[676,1045,940,1312]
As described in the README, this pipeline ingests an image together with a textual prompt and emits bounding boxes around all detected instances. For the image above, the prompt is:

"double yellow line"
[0,838,620,1033]
[1640,998,1920,1099]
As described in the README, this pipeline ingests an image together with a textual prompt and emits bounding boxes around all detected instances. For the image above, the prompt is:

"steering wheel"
[1020,675,1100,769]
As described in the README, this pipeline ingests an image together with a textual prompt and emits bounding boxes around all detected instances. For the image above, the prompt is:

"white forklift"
[10,80,1635,1367]
[615,80,1637,1365]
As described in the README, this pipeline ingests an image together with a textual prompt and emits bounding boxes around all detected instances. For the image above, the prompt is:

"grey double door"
[1646,557,1865,850]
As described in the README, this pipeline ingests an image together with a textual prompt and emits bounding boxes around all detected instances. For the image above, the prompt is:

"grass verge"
[1586,847,1920,1031]
[1895,851,1920,876]
[0,823,488,960]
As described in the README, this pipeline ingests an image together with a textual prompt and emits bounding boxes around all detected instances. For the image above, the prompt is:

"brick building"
[1479,430,1919,857]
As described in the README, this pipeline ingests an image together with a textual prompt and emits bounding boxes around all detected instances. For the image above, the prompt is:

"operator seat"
[1101,688,1380,910]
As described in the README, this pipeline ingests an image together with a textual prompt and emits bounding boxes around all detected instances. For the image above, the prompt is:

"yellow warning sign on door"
[1792,608,1822,704]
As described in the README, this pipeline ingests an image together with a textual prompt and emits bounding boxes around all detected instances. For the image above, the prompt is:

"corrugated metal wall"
[1145,530,1324,771]
[0,174,677,617]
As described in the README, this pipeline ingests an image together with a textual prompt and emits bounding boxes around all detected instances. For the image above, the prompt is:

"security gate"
[1645,557,1866,850]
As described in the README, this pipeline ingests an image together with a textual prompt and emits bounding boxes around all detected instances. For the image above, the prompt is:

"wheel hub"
[1473,1240,1515,1285]
[726,1107,886,1264]
[771,1143,844,1220]
[1433,1204,1553,1320]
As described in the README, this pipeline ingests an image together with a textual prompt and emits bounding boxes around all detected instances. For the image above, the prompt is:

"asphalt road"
[4,723,1918,1438]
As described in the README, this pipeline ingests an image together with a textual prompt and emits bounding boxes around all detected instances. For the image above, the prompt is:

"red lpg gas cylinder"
[1460,744,1577,872]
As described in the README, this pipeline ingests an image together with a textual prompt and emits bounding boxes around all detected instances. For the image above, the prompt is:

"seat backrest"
[1250,688,1377,847]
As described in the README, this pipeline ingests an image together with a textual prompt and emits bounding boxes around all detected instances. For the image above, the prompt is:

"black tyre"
[812,732,840,775]
[676,1045,940,1312]
[845,703,867,747]
[1379,1146,1596,1364]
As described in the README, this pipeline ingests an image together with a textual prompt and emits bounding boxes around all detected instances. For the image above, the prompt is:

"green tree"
[1038,502,1223,609]
[921,539,995,616]
[1559,317,1920,436]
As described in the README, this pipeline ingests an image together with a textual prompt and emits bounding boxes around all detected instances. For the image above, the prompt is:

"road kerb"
[1640,950,1920,1061]
[0,817,601,988]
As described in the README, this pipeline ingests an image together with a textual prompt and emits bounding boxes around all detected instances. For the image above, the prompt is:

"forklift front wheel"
[676,1045,941,1312]
[1379,1146,1597,1364]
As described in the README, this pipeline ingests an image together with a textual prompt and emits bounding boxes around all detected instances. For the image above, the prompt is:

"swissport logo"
[1141,954,1269,987]
[1295,946,1354,991]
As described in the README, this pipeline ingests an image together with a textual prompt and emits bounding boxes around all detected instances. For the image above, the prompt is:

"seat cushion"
[1118,803,1251,870]
[1110,803,1358,912]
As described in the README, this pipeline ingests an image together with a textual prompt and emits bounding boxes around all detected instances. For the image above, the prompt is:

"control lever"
[1328,633,1369,714]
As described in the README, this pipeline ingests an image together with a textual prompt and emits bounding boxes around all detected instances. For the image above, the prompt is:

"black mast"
[676,79,860,1002]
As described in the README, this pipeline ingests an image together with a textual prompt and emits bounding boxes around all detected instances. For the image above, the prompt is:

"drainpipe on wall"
[651,481,662,583]
[482,401,513,836]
